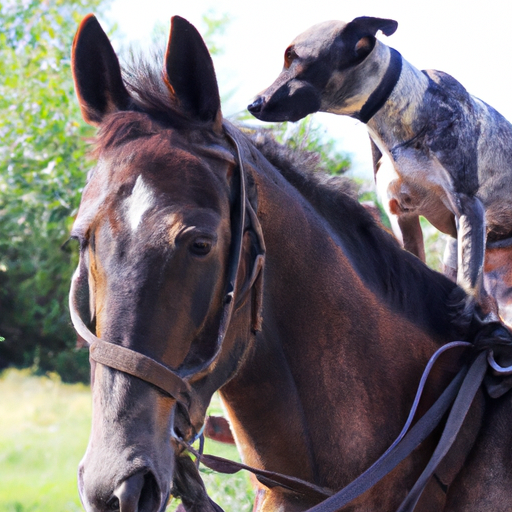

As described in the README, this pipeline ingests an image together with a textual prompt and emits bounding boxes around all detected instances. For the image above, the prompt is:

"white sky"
[103,0,512,178]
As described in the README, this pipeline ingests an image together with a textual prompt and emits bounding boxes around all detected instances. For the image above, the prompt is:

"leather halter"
[69,127,247,431]
[354,47,403,124]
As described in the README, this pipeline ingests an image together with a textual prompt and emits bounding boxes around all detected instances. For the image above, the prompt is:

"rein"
[180,336,512,512]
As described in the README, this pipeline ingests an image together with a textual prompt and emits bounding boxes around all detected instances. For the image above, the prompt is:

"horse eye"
[190,237,212,256]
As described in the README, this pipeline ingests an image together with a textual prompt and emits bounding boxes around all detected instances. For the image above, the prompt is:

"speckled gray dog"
[249,16,512,325]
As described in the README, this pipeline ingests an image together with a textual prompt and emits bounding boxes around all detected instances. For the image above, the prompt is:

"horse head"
[71,15,264,511]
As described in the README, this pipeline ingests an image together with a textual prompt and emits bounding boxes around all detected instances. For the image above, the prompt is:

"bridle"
[69,125,248,438]
[69,124,512,511]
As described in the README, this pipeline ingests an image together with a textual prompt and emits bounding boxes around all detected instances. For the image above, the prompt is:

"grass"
[0,369,254,511]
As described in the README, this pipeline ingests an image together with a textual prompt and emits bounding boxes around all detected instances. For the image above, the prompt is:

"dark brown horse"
[70,14,512,512]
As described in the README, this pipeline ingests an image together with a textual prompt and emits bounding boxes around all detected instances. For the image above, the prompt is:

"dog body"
[249,17,512,324]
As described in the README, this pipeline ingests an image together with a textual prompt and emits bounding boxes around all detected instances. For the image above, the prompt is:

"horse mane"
[249,131,469,340]
[122,54,196,127]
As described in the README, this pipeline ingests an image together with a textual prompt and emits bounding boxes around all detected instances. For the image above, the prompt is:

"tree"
[268,117,351,176]
[0,4,354,382]
[0,0,110,381]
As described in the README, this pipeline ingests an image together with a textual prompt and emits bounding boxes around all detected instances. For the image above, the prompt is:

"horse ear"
[164,16,222,131]
[72,14,131,126]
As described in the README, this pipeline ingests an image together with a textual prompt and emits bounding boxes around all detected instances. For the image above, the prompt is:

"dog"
[248,16,512,326]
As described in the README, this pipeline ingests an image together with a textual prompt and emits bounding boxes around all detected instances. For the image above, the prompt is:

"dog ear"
[348,16,398,38]
[340,16,398,63]
[164,16,222,132]
[72,14,131,126]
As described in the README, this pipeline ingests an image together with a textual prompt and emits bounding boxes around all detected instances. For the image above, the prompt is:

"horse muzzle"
[77,366,177,512]
[78,456,171,512]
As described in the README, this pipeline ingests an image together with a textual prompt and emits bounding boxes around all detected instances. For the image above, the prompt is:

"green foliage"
[200,10,231,57]
[0,0,109,381]
[420,217,445,272]
[0,370,253,511]
[269,117,352,176]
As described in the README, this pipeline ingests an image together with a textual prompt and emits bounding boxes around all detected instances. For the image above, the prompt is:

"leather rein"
[179,339,510,512]
[69,126,512,512]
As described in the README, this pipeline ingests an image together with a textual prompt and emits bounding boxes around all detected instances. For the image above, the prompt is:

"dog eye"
[190,237,213,256]
[284,47,297,68]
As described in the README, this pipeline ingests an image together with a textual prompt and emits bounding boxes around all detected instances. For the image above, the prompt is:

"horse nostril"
[114,471,161,512]
[247,96,264,113]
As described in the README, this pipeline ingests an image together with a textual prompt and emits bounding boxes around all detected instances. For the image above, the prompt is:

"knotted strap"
[172,455,227,512]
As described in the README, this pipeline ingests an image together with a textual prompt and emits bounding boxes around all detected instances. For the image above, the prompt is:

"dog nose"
[247,96,264,113]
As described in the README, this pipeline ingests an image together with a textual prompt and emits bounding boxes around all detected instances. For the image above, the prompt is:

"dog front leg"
[397,214,426,262]
[455,195,498,320]
[443,237,458,282]
[455,195,485,296]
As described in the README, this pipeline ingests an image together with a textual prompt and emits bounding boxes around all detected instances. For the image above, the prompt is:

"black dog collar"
[356,48,403,124]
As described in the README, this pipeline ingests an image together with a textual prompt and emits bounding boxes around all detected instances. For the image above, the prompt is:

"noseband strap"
[69,274,194,408]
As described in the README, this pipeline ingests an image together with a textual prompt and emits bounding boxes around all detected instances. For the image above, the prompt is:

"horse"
[69,14,512,512]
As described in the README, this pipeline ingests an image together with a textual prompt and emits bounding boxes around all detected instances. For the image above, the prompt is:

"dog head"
[248,16,398,122]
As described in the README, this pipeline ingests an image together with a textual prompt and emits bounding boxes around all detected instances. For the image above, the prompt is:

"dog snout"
[248,96,264,114]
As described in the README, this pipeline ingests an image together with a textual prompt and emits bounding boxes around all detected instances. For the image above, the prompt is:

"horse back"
[445,391,512,511]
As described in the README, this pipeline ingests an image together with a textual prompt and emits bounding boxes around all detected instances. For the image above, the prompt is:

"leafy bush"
[0,0,108,381]
[269,117,352,176]
[0,4,354,383]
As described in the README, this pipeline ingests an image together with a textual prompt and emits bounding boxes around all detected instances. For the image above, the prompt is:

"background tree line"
[0,0,107,381]
[0,0,360,382]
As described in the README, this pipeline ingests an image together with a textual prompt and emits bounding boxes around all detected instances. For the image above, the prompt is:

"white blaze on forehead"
[125,175,155,231]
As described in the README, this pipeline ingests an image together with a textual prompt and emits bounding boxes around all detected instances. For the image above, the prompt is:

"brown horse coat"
[70,14,512,512]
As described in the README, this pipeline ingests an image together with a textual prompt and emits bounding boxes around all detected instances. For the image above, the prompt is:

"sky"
[101,0,512,178]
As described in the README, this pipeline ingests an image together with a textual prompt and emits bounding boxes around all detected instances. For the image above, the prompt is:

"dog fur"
[248,16,512,325]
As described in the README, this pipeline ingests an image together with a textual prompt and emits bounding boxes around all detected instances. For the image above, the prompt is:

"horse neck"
[219,143,454,489]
